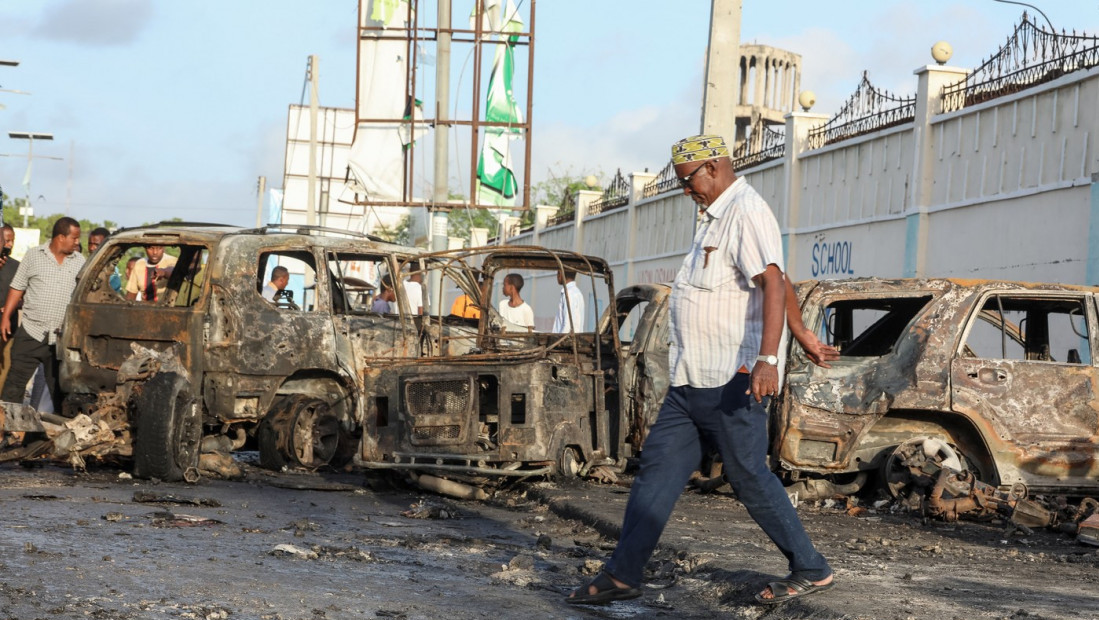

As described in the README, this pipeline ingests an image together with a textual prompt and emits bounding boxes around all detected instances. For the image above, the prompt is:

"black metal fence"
[546,190,576,227]
[806,71,916,149]
[731,121,786,170]
[642,161,679,198]
[587,169,630,215]
[941,13,1099,113]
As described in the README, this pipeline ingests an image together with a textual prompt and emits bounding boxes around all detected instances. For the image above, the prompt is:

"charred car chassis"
[0,224,656,493]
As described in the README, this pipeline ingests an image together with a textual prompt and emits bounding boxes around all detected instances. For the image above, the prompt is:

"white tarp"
[347,0,419,203]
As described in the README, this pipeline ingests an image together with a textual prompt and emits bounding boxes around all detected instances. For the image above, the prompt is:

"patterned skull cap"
[671,134,730,165]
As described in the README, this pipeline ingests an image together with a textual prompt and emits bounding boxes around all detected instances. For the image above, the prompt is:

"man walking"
[0,217,85,409]
[568,135,836,606]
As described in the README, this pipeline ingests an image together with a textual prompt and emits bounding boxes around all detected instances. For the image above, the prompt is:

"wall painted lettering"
[811,240,855,277]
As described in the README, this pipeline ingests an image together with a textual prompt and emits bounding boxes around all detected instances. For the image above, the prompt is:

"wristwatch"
[756,354,779,366]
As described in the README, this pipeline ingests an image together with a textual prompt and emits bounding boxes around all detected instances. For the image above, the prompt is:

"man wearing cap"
[568,135,837,606]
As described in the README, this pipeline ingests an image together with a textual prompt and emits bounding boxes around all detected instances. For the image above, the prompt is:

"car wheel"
[557,445,584,478]
[133,372,202,482]
[258,395,341,470]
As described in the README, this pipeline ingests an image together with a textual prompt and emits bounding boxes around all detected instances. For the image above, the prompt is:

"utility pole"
[428,0,453,314]
[306,54,320,227]
[65,139,73,215]
[701,0,741,140]
[256,176,267,227]
[432,0,452,252]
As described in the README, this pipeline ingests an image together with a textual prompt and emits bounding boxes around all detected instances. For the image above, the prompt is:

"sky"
[0,0,1096,230]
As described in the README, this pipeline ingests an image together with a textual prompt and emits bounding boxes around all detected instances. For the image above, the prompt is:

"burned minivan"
[777,278,1099,498]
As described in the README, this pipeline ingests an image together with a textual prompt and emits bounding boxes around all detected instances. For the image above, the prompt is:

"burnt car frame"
[51,225,648,486]
[619,278,1099,497]
[358,246,645,483]
[782,278,1099,497]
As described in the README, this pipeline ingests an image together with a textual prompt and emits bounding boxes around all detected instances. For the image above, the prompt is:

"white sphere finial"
[797,90,816,112]
[931,41,953,65]
[583,174,599,189]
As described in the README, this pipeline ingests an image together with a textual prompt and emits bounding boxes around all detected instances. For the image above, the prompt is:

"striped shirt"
[668,177,788,388]
[10,243,86,345]
[552,280,585,332]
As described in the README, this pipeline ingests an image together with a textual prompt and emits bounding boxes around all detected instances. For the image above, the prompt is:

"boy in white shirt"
[497,273,534,331]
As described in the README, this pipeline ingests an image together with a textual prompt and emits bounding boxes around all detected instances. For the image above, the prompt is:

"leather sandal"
[566,572,642,605]
[755,575,835,605]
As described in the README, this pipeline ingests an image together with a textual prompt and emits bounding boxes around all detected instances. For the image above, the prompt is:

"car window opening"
[819,296,933,357]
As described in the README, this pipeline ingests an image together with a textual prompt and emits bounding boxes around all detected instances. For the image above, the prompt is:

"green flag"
[476,1,523,207]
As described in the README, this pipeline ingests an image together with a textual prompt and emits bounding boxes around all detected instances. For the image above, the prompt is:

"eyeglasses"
[677,162,708,188]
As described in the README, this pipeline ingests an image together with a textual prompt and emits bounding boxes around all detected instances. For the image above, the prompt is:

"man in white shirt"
[402,270,425,315]
[262,266,290,302]
[552,269,585,332]
[569,134,837,607]
[497,273,534,331]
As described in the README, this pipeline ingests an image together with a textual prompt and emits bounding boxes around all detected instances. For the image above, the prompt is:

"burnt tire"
[258,395,341,471]
[133,372,202,482]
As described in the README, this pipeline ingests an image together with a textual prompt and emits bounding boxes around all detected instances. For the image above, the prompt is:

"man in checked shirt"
[569,135,839,607]
[0,217,85,410]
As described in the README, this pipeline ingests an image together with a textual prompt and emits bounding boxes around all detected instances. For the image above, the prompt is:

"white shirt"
[552,280,585,332]
[498,299,534,330]
[668,177,788,388]
[403,279,424,314]
[262,283,278,301]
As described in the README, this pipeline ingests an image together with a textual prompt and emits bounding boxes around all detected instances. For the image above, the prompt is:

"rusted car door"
[950,291,1099,488]
[606,284,670,448]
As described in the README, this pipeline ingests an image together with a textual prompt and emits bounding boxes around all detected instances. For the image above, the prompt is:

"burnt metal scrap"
[884,435,1099,542]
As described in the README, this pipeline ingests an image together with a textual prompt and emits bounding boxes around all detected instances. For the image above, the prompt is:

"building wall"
[504,63,1099,291]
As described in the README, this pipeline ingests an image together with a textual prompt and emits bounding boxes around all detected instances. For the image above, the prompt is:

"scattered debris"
[149,511,223,528]
[132,491,221,507]
[102,512,125,522]
[507,554,535,571]
[1078,514,1099,547]
[876,440,1099,542]
[580,559,603,575]
[400,499,457,520]
[269,544,318,560]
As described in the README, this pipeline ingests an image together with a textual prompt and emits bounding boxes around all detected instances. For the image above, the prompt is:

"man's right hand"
[1,314,12,342]
[795,331,840,368]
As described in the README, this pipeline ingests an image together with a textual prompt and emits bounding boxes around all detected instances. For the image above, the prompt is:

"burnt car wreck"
[1,223,1096,530]
[771,278,1099,534]
[0,224,662,498]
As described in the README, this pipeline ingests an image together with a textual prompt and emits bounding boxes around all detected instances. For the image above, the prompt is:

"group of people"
[0,219,177,412]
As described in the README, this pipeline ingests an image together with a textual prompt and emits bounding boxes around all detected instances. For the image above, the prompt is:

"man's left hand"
[748,362,779,402]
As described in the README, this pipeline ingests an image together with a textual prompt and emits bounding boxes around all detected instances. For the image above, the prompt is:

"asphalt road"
[0,461,1096,620]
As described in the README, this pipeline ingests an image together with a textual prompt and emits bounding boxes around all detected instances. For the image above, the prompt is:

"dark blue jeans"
[604,373,831,587]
